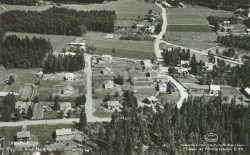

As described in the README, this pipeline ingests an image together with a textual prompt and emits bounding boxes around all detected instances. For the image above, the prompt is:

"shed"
[101,54,112,61]
[104,80,114,89]
[144,96,158,104]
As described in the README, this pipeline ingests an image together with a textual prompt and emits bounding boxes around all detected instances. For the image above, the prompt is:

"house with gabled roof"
[209,85,220,96]
[55,128,76,142]
[104,80,114,89]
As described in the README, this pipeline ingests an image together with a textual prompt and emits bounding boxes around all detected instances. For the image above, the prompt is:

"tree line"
[0,35,53,68]
[0,7,116,36]
[165,0,248,11]
[162,48,190,66]
[217,35,250,50]
[0,0,38,5]
[43,53,85,73]
[91,94,249,154]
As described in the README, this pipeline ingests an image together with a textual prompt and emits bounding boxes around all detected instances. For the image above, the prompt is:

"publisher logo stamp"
[204,133,218,142]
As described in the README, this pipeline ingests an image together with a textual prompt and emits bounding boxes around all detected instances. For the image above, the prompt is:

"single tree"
[167,81,173,94]
[33,96,39,103]
[114,92,120,97]
[14,109,21,121]
[27,106,33,120]
[67,110,72,118]
[79,112,87,130]
[59,110,64,119]
[48,95,53,102]
[151,58,154,63]
[54,101,60,110]
[112,48,116,56]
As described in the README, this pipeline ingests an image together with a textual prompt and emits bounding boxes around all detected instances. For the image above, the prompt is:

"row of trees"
[217,35,250,50]
[0,7,116,36]
[43,53,85,73]
[162,48,191,66]
[0,35,53,68]
[93,95,249,154]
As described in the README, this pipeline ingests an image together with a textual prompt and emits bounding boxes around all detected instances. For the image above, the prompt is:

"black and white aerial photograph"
[0,0,249,154]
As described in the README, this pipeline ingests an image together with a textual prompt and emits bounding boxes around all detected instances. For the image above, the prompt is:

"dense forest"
[0,0,38,5]
[165,0,250,11]
[0,0,118,5]
[243,18,250,29]
[162,48,191,66]
[187,53,250,88]
[89,93,249,154]
[0,35,53,68]
[217,35,250,50]
[0,7,116,36]
[43,53,85,73]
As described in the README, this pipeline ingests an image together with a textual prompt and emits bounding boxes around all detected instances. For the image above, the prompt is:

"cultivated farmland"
[85,32,156,59]
[167,14,209,25]
[5,32,77,52]
[167,25,211,32]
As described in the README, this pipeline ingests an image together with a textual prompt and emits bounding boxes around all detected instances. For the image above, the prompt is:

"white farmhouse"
[158,82,167,92]
[209,85,220,96]
[65,73,75,81]
[104,80,114,89]
[59,102,72,111]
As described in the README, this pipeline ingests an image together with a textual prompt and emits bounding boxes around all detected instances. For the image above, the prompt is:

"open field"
[167,25,211,32]
[0,69,39,100]
[167,14,209,25]
[3,0,160,20]
[62,0,161,20]
[159,92,180,104]
[6,32,77,52]
[165,32,218,51]
[1,4,52,12]
[85,32,156,59]
[166,5,232,16]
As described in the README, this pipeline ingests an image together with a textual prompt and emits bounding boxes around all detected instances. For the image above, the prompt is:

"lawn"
[0,124,74,147]
[5,32,77,52]
[167,25,211,32]
[167,14,209,25]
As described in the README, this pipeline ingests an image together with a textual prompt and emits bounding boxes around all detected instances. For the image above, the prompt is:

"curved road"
[154,3,188,108]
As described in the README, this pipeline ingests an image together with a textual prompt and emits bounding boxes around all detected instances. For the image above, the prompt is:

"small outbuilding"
[244,87,250,98]
[101,54,112,61]
[143,96,158,104]
[107,101,120,109]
